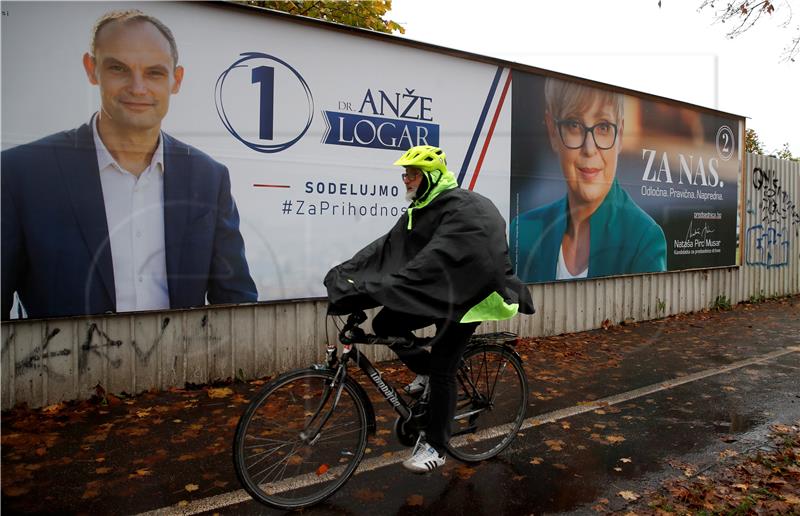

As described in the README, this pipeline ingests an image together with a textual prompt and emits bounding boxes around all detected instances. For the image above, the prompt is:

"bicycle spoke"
[448,345,528,462]
[233,369,368,509]
[250,441,301,485]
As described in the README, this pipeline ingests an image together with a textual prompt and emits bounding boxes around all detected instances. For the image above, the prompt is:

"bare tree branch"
[697,0,799,62]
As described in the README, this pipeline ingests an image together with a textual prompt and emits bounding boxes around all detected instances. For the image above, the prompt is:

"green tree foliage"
[696,1,799,62]
[242,1,404,34]
[775,142,799,161]
[745,128,765,154]
[744,129,797,161]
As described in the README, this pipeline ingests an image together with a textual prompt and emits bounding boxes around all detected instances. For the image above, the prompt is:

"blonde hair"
[90,10,179,67]
[544,78,623,123]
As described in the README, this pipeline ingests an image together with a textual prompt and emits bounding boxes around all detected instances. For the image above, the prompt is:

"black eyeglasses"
[554,119,618,150]
[401,171,421,182]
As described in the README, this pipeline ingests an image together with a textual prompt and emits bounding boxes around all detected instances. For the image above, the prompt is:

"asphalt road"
[2,297,799,515]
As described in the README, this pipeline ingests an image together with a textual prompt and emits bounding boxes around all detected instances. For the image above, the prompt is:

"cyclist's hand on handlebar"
[327,302,352,316]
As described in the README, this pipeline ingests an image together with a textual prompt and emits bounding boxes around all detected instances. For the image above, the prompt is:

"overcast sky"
[389,0,799,155]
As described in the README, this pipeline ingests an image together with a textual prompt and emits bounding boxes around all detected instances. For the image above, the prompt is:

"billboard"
[1,2,741,320]
[0,1,511,319]
[510,72,742,282]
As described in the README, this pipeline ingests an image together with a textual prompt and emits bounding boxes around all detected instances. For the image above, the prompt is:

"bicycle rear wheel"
[233,368,368,509]
[447,344,528,462]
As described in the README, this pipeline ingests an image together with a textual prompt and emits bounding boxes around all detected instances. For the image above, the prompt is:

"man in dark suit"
[1,9,257,320]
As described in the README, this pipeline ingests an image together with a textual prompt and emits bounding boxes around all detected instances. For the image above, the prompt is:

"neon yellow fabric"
[460,291,519,323]
[406,168,457,229]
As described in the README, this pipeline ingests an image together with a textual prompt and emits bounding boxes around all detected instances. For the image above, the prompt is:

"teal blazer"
[510,180,667,283]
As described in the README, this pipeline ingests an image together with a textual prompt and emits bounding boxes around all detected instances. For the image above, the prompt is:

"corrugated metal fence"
[2,153,798,409]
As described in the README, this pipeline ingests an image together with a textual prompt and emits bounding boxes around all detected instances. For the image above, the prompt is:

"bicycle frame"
[339,344,413,422]
[308,311,523,444]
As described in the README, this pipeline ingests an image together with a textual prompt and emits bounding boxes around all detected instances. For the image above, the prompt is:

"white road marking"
[137,345,799,515]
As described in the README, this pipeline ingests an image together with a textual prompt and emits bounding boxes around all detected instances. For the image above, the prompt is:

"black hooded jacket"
[324,182,534,322]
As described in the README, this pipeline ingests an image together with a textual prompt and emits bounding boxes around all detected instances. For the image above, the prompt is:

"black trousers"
[372,308,479,454]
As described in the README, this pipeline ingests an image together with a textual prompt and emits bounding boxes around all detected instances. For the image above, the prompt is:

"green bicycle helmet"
[393,145,448,176]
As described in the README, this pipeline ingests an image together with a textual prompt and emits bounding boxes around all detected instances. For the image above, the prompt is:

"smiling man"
[1,10,257,320]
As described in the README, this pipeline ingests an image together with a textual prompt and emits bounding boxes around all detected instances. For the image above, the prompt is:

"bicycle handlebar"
[337,310,433,348]
[336,310,520,349]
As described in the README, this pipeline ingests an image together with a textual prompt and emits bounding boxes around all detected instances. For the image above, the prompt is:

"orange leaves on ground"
[41,403,65,414]
[545,439,564,452]
[230,394,249,404]
[207,387,234,399]
[590,497,609,512]
[3,432,60,451]
[668,485,692,499]
[407,494,424,506]
[606,434,626,444]
[286,455,304,466]
[771,423,794,434]
[635,421,800,514]
[4,485,31,497]
[529,456,543,465]
[316,464,329,476]
[81,488,100,500]
[128,468,152,479]
[184,484,199,492]
[353,488,384,502]
[81,480,103,500]
[119,427,150,438]
[455,465,477,480]
[618,490,640,501]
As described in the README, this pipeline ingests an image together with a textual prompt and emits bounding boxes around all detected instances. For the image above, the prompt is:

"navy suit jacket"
[1,122,257,320]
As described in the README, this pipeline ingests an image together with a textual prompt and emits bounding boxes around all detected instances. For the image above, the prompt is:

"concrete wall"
[2,154,798,409]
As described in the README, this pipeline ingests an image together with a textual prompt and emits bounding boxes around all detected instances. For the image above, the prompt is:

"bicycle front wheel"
[447,344,529,462]
[233,368,369,510]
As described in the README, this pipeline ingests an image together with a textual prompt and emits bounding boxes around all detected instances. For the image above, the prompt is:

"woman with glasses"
[510,78,666,282]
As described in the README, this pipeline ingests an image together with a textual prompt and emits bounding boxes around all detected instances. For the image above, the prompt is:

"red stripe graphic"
[468,69,512,191]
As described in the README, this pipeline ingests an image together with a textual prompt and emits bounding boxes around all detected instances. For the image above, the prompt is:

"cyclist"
[325,145,534,473]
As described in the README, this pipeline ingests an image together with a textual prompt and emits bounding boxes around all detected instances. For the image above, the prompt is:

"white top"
[93,115,170,312]
[556,244,588,280]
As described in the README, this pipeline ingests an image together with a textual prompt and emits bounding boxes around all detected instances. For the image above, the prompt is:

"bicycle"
[232,310,529,510]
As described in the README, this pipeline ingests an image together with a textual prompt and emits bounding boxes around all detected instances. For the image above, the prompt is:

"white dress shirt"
[556,244,588,280]
[93,115,170,312]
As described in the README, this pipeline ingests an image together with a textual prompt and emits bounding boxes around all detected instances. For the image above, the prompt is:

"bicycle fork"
[300,359,349,444]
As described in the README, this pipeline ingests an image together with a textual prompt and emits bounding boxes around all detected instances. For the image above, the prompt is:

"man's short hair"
[544,78,624,123]
[90,9,179,67]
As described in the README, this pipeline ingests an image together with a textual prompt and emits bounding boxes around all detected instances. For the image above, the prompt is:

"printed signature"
[685,219,716,241]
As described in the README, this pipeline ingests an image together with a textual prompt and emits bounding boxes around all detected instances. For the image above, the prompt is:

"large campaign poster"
[510,71,742,283]
[1,1,512,319]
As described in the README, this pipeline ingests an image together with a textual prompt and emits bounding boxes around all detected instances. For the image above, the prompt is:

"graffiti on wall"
[3,316,220,390]
[746,166,800,268]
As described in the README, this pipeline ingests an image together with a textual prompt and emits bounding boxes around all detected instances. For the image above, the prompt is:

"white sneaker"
[402,437,445,473]
[403,374,429,395]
